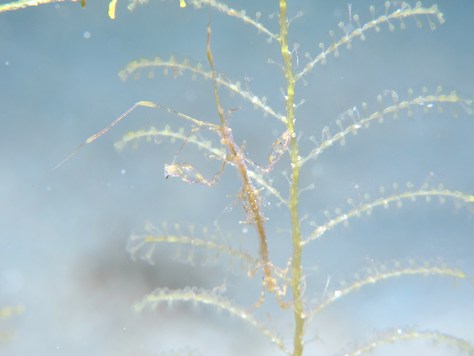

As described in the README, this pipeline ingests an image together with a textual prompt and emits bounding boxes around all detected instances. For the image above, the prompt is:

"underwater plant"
[109,1,474,355]
[2,0,473,355]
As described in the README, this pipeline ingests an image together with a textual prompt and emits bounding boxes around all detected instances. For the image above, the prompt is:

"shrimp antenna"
[52,101,156,171]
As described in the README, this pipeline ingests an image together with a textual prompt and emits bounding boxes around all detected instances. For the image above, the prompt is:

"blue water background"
[1,1,473,355]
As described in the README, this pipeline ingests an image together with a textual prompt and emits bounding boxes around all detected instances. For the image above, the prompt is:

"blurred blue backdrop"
[0,1,473,355]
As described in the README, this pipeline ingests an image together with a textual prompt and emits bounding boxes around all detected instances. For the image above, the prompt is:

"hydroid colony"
[113,1,474,355]
[2,0,473,355]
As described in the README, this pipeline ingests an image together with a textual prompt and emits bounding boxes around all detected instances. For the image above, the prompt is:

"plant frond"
[188,0,279,42]
[127,222,257,270]
[301,88,472,165]
[342,327,474,356]
[134,286,290,354]
[310,259,465,316]
[303,184,474,245]
[119,57,285,122]
[115,125,285,203]
[296,2,445,81]
[114,125,223,154]
[0,0,77,14]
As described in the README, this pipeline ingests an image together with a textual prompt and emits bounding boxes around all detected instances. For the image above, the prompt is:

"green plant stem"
[279,1,304,355]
